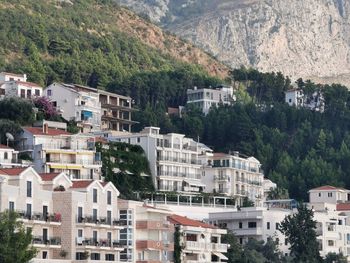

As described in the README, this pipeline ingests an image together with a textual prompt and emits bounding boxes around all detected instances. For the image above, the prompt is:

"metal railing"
[76,238,123,248]
[32,236,61,246]
[77,216,125,226]
[17,211,61,223]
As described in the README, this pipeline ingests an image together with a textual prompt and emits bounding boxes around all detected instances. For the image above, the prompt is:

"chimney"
[43,123,49,134]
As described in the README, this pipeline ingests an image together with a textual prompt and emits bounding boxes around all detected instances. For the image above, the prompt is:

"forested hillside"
[0,0,223,111]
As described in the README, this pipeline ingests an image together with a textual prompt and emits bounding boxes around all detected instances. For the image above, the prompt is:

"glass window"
[9,201,14,211]
[26,181,32,197]
[4,152,8,159]
[107,191,112,205]
[26,203,32,218]
[267,222,270,230]
[93,189,97,203]
[93,209,98,222]
[47,90,52,96]
[248,222,257,228]
[105,254,115,261]
[91,253,100,260]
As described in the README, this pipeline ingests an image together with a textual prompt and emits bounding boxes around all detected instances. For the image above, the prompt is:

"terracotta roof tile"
[0,167,28,176]
[39,173,60,181]
[337,203,350,211]
[168,214,217,229]
[16,81,42,88]
[24,127,71,136]
[71,180,94,189]
[310,185,347,191]
[0,144,12,149]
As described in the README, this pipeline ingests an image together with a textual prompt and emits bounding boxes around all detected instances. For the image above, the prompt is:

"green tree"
[174,227,182,263]
[278,204,321,263]
[0,210,37,263]
[0,98,35,125]
[324,252,347,263]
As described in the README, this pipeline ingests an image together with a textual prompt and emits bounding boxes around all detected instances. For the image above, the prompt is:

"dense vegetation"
[97,142,154,199]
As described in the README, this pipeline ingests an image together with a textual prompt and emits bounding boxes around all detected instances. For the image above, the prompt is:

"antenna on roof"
[6,132,14,147]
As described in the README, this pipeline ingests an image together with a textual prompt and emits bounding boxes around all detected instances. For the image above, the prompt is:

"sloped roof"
[0,167,27,176]
[337,203,350,211]
[24,127,71,136]
[16,81,42,88]
[168,214,217,229]
[39,173,61,181]
[0,144,12,149]
[310,185,347,191]
[71,180,94,189]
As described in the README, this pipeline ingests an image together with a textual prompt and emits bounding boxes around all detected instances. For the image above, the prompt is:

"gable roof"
[15,81,41,88]
[168,214,217,229]
[310,185,348,191]
[71,180,95,189]
[0,167,28,176]
[39,173,61,181]
[24,127,71,136]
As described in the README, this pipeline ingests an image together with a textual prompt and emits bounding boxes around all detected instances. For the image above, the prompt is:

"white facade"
[200,152,264,206]
[0,72,42,99]
[0,144,24,168]
[187,85,236,115]
[110,127,204,193]
[118,200,174,263]
[44,83,136,133]
[169,214,228,263]
[309,185,350,204]
[17,123,102,181]
[44,83,102,133]
[285,89,325,112]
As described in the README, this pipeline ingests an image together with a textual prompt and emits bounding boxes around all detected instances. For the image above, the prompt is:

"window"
[20,89,25,98]
[137,137,140,143]
[42,251,48,259]
[318,192,321,197]
[239,222,242,229]
[9,77,14,81]
[26,90,32,98]
[107,210,112,225]
[26,203,32,218]
[91,253,100,260]
[4,152,8,159]
[107,191,112,205]
[76,252,86,260]
[239,238,243,244]
[78,207,83,222]
[93,209,98,222]
[328,192,333,197]
[285,239,288,245]
[328,240,335,246]
[267,222,270,230]
[93,231,98,243]
[26,181,32,197]
[35,89,40,96]
[43,228,48,243]
[93,188,98,203]
[78,229,83,238]
[47,89,52,96]
[9,201,14,211]
[276,223,280,229]
[248,222,257,228]
[106,254,115,261]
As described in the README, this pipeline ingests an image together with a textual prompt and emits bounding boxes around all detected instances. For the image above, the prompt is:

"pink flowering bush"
[33,96,59,119]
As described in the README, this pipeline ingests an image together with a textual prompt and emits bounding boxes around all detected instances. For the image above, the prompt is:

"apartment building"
[168,214,228,263]
[17,121,102,180]
[0,72,42,99]
[200,152,264,206]
[0,144,29,168]
[187,85,235,115]
[110,127,205,193]
[53,179,125,262]
[44,83,136,133]
[118,200,175,263]
[309,185,350,204]
[44,83,102,133]
[0,167,67,262]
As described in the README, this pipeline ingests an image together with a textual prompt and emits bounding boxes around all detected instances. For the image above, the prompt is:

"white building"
[168,214,228,263]
[285,88,325,112]
[118,200,175,263]
[309,185,350,204]
[200,152,264,206]
[110,127,205,193]
[44,83,137,133]
[187,85,235,115]
[0,144,24,168]
[0,72,42,99]
[17,121,102,181]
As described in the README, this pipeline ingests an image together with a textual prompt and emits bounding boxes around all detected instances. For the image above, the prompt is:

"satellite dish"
[6,133,14,141]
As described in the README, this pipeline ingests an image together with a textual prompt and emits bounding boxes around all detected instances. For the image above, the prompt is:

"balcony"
[214,188,230,194]
[214,175,229,181]
[77,216,126,229]
[157,156,201,165]
[211,243,228,252]
[32,236,61,247]
[136,220,174,231]
[233,228,263,236]
[136,240,174,251]
[183,186,201,192]
[18,211,61,225]
[76,238,124,250]
[185,241,206,250]
[41,142,92,151]
[46,158,101,166]
[157,171,201,179]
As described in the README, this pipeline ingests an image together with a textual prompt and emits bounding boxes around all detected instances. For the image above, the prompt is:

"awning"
[49,164,82,170]
[184,179,206,187]
[212,252,228,260]
[82,110,93,118]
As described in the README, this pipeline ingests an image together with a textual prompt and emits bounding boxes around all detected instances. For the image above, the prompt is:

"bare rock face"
[117,0,350,85]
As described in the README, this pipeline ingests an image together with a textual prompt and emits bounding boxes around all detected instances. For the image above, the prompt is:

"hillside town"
[0,71,350,263]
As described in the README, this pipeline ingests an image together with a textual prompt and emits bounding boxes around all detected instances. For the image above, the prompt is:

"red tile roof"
[16,81,42,88]
[39,173,60,181]
[71,180,94,189]
[0,167,27,176]
[168,214,217,229]
[0,144,12,149]
[24,127,71,136]
[310,185,346,191]
[337,203,350,211]
[0,72,25,78]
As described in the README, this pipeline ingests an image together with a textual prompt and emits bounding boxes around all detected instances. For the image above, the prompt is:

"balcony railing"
[32,236,61,246]
[157,171,201,179]
[77,216,125,226]
[46,158,101,166]
[76,238,123,248]
[17,211,61,223]
[157,156,201,165]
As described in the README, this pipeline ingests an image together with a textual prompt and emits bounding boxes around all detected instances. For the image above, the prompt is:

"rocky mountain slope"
[117,0,350,85]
